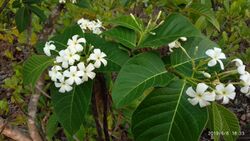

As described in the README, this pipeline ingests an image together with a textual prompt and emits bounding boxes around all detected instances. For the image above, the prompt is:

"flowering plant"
[22,10,247,141]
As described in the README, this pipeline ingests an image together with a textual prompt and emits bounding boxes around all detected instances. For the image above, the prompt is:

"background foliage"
[0,0,250,140]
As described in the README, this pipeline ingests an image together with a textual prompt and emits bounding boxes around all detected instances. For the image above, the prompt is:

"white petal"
[100,59,107,66]
[70,66,77,72]
[225,84,235,93]
[65,85,72,92]
[218,52,226,59]
[77,62,85,70]
[66,78,74,85]
[188,98,199,106]
[240,86,249,94]
[94,60,101,68]
[238,65,246,74]
[196,83,208,94]
[199,99,210,107]
[77,38,86,43]
[205,49,215,57]
[203,92,215,101]
[168,41,176,48]
[75,77,83,85]
[218,60,225,70]
[180,37,187,41]
[72,35,79,41]
[216,83,225,92]
[88,53,97,60]
[232,58,243,67]
[227,92,236,100]
[208,59,217,67]
[87,63,95,71]
[186,87,196,97]
[216,95,223,100]
[75,44,83,52]
[94,49,101,54]
[222,96,229,104]
[63,70,70,77]
[87,72,96,79]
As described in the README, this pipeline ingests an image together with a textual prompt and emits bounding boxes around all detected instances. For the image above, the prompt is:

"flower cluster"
[77,18,103,35]
[59,0,76,3]
[168,37,187,52]
[43,35,107,93]
[186,47,249,107]
[233,59,250,96]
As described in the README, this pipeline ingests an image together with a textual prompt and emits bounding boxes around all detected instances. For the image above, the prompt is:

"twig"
[97,74,110,141]
[27,79,44,141]
[38,4,65,41]
[35,85,51,99]
[0,0,10,14]
[0,117,32,141]
[91,83,104,141]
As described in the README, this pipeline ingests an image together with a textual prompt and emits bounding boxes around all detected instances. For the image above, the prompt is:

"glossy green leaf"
[112,52,175,108]
[170,37,217,76]
[15,7,31,33]
[23,55,53,88]
[132,80,208,141]
[104,26,137,49]
[187,3,220,31]
[85,33,129,72]
[46,114,58,140]
[28,5,46,22]
[109,15,143,32]
[208,103,240,141]
[139,13,202,48]
[36,25,83,53]
[51,81,93,135]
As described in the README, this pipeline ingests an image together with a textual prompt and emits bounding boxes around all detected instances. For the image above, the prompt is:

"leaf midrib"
[166,81,186,141]
[117,71,169,106]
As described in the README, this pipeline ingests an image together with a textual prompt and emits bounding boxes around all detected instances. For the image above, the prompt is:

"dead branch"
[27,79,44,141]
[0,117,32,141]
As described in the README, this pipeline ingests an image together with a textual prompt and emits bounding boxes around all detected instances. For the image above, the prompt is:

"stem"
[91,90,104,141]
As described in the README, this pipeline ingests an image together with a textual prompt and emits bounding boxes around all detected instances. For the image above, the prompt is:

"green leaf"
[28,5,46,22]
[85,33,129,72]
[23,55,53,88]
[15,7,31,33]
[46,114,58,140]
[22,0,42,4]
[187,3,220,31]
[109,15,143,32]
[51,81,93,135]
[36,25,83,53]
[112,52,175,108]
[132,80,208,141]
[139,13,202,48]
[75,0,91,8]
[170,37,217,76]
[12,0,21,8]
[104,26,137,49]
[208,103,240,141]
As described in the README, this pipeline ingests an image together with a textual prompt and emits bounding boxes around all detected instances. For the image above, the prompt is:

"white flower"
[55,77,72,93]
[168,37,187,52]
[49,65,63,81]
[205,47,226,70]
[71,0,76,3]
[67,35,86,52]
[232,58,246,74]
[240,73,250,94]
[186,83,215,107]
[215,83,236,104]
[78,18,90,31]
[59,0,66,3]
[63,66,83,85]
[77,62,96,81]
[43,41,56,56]
[92,27,102,35]
[168,41,178,52]
[64,49,80,65]
[56,50,69,68]
[88,49,107,68]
